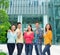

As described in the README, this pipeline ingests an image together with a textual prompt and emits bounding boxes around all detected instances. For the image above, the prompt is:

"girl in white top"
[7,25,17,55]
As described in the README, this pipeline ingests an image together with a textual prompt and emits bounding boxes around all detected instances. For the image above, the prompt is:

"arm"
[24,32,27,40]
[15,29,21,39]
[38,29,43,39]
[15,33,17,39]
[17,32,21,38]
[7,32,10,39]
[30,32,34,40]
[48,31,52,41]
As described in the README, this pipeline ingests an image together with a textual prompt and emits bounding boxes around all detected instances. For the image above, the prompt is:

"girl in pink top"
[24,24,34,55]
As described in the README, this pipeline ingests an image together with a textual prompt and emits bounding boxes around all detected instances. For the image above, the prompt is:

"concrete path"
[0,44,60,55]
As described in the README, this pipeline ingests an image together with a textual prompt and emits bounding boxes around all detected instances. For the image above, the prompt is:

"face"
[17,24,21,29]
[27,25,31,31]
[11,25,16,31]
[46,24,50,30]
[35,23,39,28]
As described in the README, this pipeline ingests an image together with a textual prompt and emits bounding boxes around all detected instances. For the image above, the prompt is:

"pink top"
[24,32,34,44]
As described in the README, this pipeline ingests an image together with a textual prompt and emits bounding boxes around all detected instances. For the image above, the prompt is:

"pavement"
[0,44,60,55]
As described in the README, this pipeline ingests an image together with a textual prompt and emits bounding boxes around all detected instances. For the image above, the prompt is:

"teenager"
[16,22,24,55]
[43,24,52,55]
[34,22,43,55]
[7,25,17,55]
[24,24,34,55]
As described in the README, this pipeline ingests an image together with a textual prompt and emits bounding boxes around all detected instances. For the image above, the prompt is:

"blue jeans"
[25,44,33,55]
[16,43,23,55]
[43,44,51,55]
[7,43,15,55]
[35,44,42,55]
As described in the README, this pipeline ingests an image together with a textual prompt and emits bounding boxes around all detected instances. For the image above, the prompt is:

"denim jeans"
[43,44,51,55]
[25,44,33,55]
[35,44,42,55]
[16,43,23,55]
[7,43,15,55]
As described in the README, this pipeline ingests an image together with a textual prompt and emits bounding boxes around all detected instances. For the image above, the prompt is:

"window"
[33,1,38,7]
[10,0,12,7]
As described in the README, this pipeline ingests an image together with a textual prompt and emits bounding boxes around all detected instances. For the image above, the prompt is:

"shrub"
[0,9,11,43]
[0,52,7,55]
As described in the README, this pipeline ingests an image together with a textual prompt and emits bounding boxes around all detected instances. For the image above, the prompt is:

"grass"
[0,52,6,55]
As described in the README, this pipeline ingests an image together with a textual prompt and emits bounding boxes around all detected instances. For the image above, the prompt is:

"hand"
[18,36,20,39]
[36,30,39,34]
[8,30,11,32]
[17,32,21,38]
[44,33,46,37]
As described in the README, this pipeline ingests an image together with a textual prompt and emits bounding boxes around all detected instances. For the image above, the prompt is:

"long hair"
[10,24,16,31]
[45,24,52,32]
[27,24,33,32]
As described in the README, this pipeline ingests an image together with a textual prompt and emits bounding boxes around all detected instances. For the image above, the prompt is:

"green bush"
[0,22,11,43]
[0,0,10,43]
[0,52,7,55]
[0,9,11,43]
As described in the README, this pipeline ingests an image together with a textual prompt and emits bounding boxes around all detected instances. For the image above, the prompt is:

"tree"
[0,0,9,9]
[0,9,8,23]
[0,0,10,43]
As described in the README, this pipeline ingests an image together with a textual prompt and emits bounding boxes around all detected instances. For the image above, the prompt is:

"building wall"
[7,0,50,15]
[7,0,60,44]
